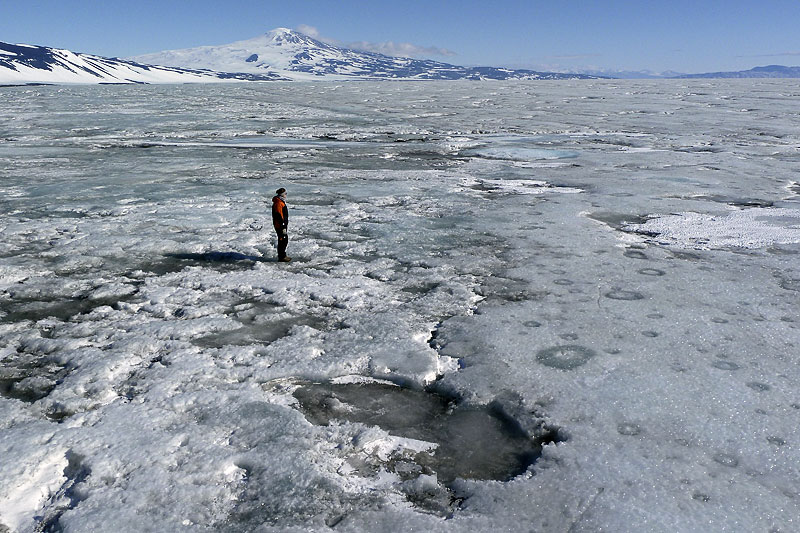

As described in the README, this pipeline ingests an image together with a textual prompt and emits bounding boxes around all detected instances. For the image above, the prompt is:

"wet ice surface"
[1,81,800,531]
[292,381,558,487]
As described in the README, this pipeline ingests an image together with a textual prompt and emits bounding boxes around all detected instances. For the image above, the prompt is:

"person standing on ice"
[272,187,291,262]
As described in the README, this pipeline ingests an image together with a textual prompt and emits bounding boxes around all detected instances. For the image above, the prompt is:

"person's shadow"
[166,251,268,263]
[149,252,281,275]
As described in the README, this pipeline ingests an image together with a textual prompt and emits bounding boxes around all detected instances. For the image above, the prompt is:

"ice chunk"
[536,345,597,370]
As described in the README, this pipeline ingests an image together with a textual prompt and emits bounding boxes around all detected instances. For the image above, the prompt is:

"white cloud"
[293,25,455,58]
[347,41,455,58]
[295,25,323,40]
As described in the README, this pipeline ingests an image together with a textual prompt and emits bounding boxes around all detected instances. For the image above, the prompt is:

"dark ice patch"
[585,211,650,231]
[604,288,645,301]
[670,251,705,261]
[617,423,642,436]
[194,298,327,348]
[400,282,440,296]
[194,314,324,349]
[481,277,548,304]
[711,360,740,371]
[767,245,800,256]
[690,194,774,208]
[637,268,665,276]
[712,453,739,467]
[0,294,134,324]
[746,382,771,392]
[623,249,648,260]
[678,145,724,154]
[779,278,800,292]
[0,353,70,403]
[536,345,596,370]
[293,381,559,485]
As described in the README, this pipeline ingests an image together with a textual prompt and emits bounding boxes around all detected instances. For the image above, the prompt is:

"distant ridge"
[571,65,800,79]
[676,65,800,79]
[574,69,686,79]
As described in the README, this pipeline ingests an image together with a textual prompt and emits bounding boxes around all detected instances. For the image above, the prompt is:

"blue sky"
[2,0,799,73]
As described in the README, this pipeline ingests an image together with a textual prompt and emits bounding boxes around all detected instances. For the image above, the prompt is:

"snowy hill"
[131,28,597,81]
[0,41,288,85]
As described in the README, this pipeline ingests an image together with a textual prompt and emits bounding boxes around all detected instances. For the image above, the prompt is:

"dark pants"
[276,232,288,259]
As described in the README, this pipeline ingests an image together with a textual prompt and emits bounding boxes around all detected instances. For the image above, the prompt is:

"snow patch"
[624,208,800,249]
[0,449,68,531]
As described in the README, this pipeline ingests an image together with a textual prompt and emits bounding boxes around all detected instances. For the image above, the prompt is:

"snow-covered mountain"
[131,28,597,81]
[5,29,800,86]
[0,41,288,85]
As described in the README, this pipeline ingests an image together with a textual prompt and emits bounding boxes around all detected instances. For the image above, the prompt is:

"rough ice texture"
[0,80,799,532]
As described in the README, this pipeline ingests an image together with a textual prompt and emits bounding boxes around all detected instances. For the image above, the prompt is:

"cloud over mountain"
[295,24,456,58]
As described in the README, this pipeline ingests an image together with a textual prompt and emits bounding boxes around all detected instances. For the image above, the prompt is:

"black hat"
[276,188,286,195]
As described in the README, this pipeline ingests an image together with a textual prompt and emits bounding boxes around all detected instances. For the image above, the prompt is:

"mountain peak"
[266,27,295,39]
[264,27,317,47]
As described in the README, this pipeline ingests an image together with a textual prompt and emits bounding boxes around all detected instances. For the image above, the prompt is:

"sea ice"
[1,79,799,532]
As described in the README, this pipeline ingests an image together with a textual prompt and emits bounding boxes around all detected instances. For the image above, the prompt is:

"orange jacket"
[272,195,288,232]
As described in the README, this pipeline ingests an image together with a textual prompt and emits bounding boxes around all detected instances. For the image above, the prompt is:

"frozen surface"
[1,80,799,531]
[292,380,558,489]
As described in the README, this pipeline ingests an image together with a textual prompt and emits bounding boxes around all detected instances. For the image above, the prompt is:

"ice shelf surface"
[0,80,799,532]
